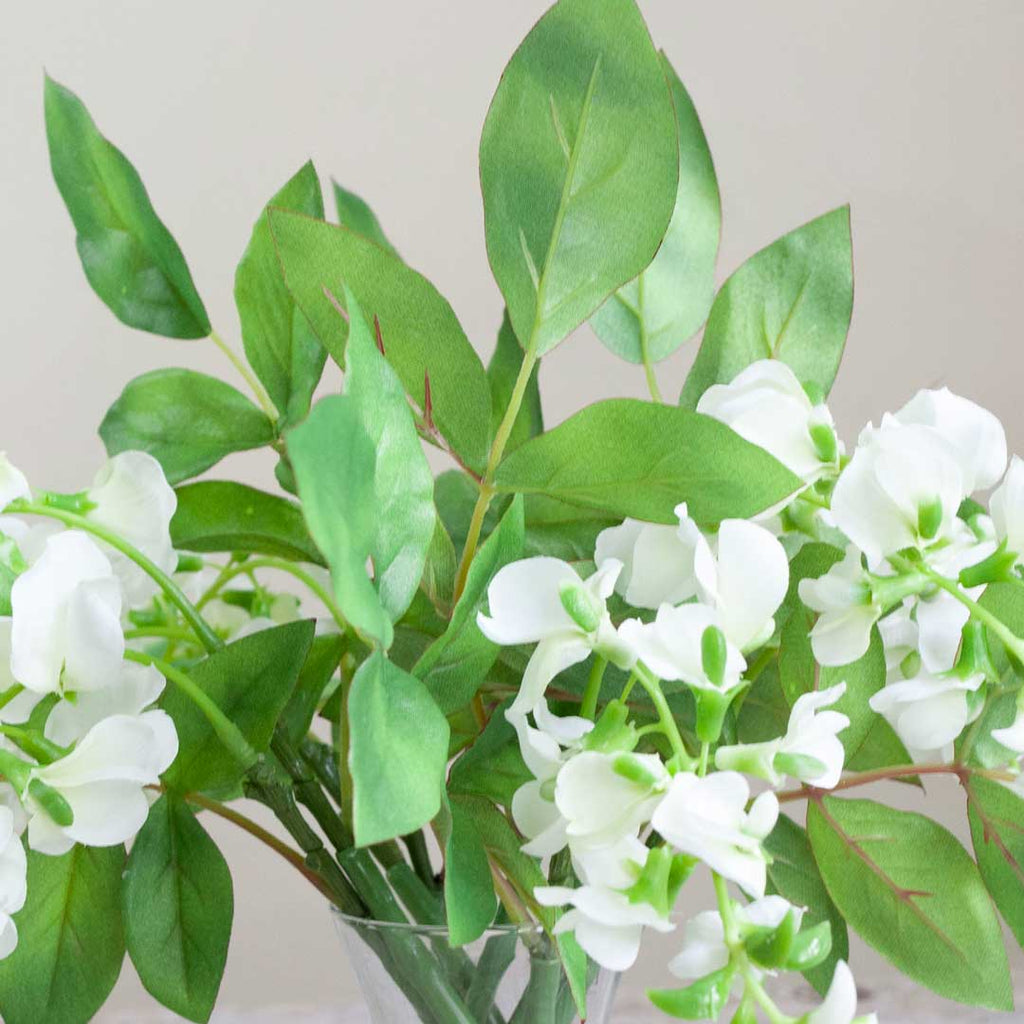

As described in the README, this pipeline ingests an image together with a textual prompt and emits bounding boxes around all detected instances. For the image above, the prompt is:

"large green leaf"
[967,774,1024,947]
[162,620,315,793]
[493,399,801,524]
[0,845,125,1024]
[287,395,391,647]
[449,707,530,809]
[764,815,848,996]
[680,207,853,407]
[279,633,347,746]
[235,161,326,425]
[443,797,498,947]
[480,0,677,356]
[344,289,436,623]
[267,209,491,473]
[592,53,720,364]
[333,181,398,256]
[171,480,324,565]
[44,76,208,339]
[488,311,544,453]
[348,651,450,846]
[123,795,233,1023]
[808,796,1012,1010]
[415,497,525,713]
[100,369,275,484]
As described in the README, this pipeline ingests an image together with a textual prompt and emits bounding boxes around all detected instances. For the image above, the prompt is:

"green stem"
[637,274,663,403]
[9,501,222,655]
[0,727,65,765]
[634,663,692,766]
[125,625,198,644]
[698,741,710,777]
[0,685,25,713]
[125,649,258,770]
[209,328,279,422]
[580,656,608,720]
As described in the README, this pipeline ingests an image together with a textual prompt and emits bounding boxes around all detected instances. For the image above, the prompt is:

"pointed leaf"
[680,207,853,407]
[648,966,734,1020]
[488,310,544,453]
[592,53,720,363]
[333,181,398,256]
[45,76,209,338]
[444,797,498,947]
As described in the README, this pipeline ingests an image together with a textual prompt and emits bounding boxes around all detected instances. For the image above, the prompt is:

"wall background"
[2,0,1023,1018]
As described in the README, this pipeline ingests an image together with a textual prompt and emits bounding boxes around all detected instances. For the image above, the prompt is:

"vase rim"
[330,906,545,938]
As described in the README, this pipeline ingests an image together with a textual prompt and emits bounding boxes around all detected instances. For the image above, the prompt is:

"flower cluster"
[0,451,182,957]
[479,359,1024,1023]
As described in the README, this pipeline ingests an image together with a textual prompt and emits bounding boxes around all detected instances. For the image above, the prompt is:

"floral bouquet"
[1,0,1021,1022]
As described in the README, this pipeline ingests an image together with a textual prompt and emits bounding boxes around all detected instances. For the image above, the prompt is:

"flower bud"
[809,423,839,465]
[558,579,602,634]
[917,496,943,541]
[701,625,728,689]
[27,778,74,827]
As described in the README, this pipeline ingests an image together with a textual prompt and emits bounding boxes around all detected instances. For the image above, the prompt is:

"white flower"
[573,833,651,889]
[991,710,1024,754]
[891,387,1006,493]
[696,360,842,485]
[555,750,668,850]
[10,531,124,695]
[0,455,29,513]
[477,558,634,720]
[595,503,704,610]
[44,661,165,746]
[831,419,965,564]
[0,806,26,960]
[669,896,799,981]
[990,455,1024,563]
[806,960,877,1024]
[85,452,177,604]
[652,772,779,897]
[716,683,849,789]
[869,668,983,764]
[799,547,879,667]
[535,868,674,972]
[26,710,178,855]
[0,619,44,725]
[620,604,746,694]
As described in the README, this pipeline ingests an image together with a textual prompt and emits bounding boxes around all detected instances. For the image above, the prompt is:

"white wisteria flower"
[891,387,1006,493]
[10,530,124,695]
[991,710,1024,755]
[85,451,178,603]
[716,683,849,789]
[477,557,634,720]
[990,455,1024,566]
[669,896,800,981]
[806,960,878,1024]
[869,668,984,764]
[0,806,26,960]
[695,360,843,485]
[555,750,668,850]
[595,503,704,610]
[652,771,779,897]
[0,454,30,513]
[26,710,178,855]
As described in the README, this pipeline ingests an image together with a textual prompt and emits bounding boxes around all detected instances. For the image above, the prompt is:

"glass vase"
[333,911,620,1024]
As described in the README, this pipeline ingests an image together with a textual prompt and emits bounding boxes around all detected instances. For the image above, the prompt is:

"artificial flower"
[0,455,29,513]
[0,806,26,960]
[26,710,178,855]
[696,360,842,485]
[85,451,178,603]
[991,710,1024,754]
[805,960,877,1024]
[10,531,124,695]
[990,455,1024,565]
[652,771,778,897]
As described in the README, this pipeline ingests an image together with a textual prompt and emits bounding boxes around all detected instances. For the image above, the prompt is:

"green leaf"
[415,497,525,713]
[680,206,853,407]
[280,633,347,745]
[764,815,848,996]
[0,845,125,1024]
[287,394,391,647]
[488,310,544,454]
[100,368,275,484]
[235,161,326,425]
[592,53,720,364]
[349,651,450,846]
[494,399,801,524]
[737,661,790,744]
[333,181,398,256]
[979,581,1024,672]
[163,620,315,793]
[171,480,325,565]
[444,797,499,947]
[449,704,531,808]
[521,496,617,562]
[44,76,209,338]
[344,289,436,623]
[648,966,734,1020]
[967,774,1024,947]
[123,795,233,1023]
[267,208,491,473]
[480,0,678,355]
[421,518,458,616]
[808,796,1012,1010]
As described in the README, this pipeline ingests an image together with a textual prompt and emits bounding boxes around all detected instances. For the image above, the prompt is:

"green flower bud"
[558,579,602,633]
[694,687,735,744]
[701,625,728,689]
[917,496,943,541]
[28,778,74,827]
[612,752,661,789]
[583,700,638,754]
[809,422,838,464]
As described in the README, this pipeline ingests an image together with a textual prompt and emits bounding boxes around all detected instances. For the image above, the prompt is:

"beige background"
[3,0,1024,1019]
